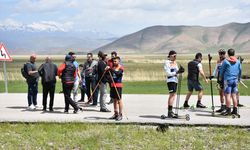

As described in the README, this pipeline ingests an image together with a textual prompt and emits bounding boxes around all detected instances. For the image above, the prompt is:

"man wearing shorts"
[183,53,208,108]
[164,50,184,118]
[219,49,241,116]
[212,49,226,112]
[106,56,124,121]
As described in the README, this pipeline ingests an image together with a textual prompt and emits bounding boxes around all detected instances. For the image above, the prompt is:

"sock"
[197,100,201,104]
[184,100,188,104]
[168,106,173,112]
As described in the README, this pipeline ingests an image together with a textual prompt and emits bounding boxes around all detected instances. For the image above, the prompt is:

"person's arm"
[57,63,66,78]
[238,61,242,80]
[38,64,44,76]
[198,63,208,83]
[212,63,218,77]
[27,63,38,76]
[164,61,177,77]
[219,61,226,81]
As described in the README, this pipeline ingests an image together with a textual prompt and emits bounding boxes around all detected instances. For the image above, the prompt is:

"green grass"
[1,79,250,95]
[0,123,249,149]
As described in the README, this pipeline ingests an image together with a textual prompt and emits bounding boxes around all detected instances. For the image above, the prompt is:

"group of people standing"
[164,48,242,118]
[23,51,124,121]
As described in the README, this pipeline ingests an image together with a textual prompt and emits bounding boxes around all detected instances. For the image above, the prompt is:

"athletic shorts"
[187,79,203,91]
[167,82,177,93]
[110,87,122,100]
[224,79,238,94]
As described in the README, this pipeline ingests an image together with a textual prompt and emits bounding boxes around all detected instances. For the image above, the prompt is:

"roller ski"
[160,112,190,121]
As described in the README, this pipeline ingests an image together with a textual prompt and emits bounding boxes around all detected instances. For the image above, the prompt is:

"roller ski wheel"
[161,114,167,119]
[190,105,195,110]
[232,114,240,119]
[185,114,190,121]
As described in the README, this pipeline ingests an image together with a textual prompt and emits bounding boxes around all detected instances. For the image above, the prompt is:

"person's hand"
[205,79,209,83]
[209,76,214,80]
[105,66,110,71]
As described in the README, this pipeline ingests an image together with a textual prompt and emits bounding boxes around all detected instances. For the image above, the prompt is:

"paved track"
[0,93,250,126]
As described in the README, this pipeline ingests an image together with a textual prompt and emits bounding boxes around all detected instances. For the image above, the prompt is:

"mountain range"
[95,22,250,54]
[0,23,117,55]
[1,22,250,54]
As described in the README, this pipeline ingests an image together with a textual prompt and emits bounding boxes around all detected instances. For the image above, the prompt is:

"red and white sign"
[0,43,12,61]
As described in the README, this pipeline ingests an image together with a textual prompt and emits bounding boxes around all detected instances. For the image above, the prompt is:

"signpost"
[0,43,12,93]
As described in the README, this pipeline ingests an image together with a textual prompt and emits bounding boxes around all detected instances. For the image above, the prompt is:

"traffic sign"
[0,43,12,61]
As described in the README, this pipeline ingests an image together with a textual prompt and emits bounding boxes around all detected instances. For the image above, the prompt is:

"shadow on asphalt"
[139,115,161,119]
[195,113,235,119]
[83,116,109,120]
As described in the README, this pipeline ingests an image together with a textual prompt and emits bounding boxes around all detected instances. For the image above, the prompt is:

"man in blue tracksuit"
[219,48,241,116]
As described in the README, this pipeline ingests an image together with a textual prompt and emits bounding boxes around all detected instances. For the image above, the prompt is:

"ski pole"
[208,54,215,115]
[87,69,107,103]
[175,73,182,116]
[108,71,128,120]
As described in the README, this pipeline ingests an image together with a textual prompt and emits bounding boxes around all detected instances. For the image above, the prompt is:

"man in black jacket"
[97,51,111,112]
[83,53,99,106]
[58,55,80,113]
[38,57,58,112]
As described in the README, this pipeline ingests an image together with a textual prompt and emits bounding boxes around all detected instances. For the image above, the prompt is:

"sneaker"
[183,102,190,108]
[100,108,111,112]
[216,105,226,113]
[73,108,79,114]
[42,108,47,112]
[64,110,69,114]
[238,103,244,107]
[27,105,35,110]
[196,102,207,108]
[231,107,238,115]
[49,108,54,112]
[168,111,178,118]
[221,108,231,116]
[116,114,123,121]
[34,105,39,109]
[109,114,118,119]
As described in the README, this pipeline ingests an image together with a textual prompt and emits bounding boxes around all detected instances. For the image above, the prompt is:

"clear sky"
[0,0,250,36]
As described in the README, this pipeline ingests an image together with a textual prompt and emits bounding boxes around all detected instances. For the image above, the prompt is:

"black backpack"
[21,63,29,79]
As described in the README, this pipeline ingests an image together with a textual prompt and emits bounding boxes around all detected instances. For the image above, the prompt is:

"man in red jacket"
[57,55,81,113]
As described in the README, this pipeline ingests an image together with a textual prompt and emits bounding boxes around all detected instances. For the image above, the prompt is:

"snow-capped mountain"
[0,22,117,54]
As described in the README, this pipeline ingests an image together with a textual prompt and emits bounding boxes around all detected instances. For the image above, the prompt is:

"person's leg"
[216,89,226,112]
[222,80,232,115]
[27,83,32,107]
[100,83,109,111]
[91,78,99,105]
[195,81,206,108]
[85,78,91,101]
[32,82,38,106]
[42,83,49,110]
[65,83,79,113]
[63,83,69,113]
[73,79,79,102]
[49,83,55,111]
[231,80,239,114]
[184,80,193,108]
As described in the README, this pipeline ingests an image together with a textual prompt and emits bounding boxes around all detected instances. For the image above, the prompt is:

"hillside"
[94,22,250,54]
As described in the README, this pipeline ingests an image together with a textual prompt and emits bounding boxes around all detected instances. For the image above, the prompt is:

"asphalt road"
[0,93,249,126]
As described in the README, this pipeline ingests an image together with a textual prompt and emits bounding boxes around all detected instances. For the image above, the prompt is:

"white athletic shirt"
[164,60,179,83]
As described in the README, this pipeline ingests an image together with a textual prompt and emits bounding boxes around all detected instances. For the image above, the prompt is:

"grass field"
[1,79,250,95]
[0,54,249,95]
[0,123,249,149]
